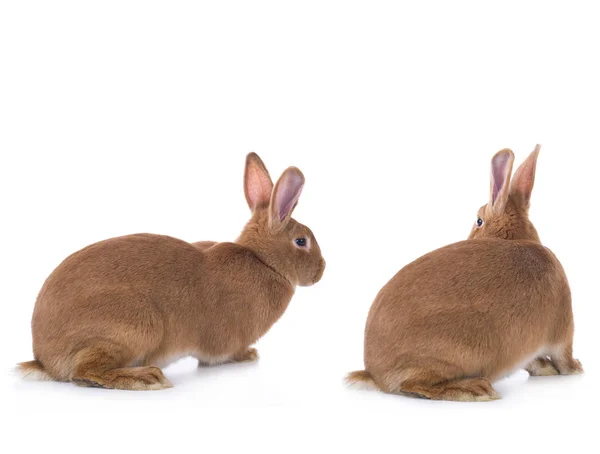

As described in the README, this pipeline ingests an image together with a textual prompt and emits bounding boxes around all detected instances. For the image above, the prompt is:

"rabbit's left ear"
[269,167,305,231]
[489,148,515,215]
[244,153,274,212]
[510,144,541,209]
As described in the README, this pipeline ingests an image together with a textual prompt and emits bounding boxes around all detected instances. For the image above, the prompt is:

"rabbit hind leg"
[378,365,499,402]
[71,343,172,391]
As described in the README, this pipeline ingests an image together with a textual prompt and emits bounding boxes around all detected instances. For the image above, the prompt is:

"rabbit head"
[237,153,325,287]
[468,145,541,242]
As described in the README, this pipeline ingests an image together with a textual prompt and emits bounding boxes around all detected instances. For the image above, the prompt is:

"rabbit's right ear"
[244,153,274,212]
[488,148,515,215]
[509,144,540,209]
[269,167,305,232]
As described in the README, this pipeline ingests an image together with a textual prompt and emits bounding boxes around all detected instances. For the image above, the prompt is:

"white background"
[1,1,598,453]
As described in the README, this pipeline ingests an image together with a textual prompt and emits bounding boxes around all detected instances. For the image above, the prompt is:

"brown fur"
[348,145,582,402]
[345,370,377,390]
[19,153,325,390]
[18,360,53,381]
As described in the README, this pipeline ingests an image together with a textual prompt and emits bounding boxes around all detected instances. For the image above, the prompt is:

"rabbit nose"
[313,259,326,283]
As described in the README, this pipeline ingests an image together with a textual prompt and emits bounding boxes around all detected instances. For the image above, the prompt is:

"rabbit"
[18,153,325,390]
[346,145,582,401]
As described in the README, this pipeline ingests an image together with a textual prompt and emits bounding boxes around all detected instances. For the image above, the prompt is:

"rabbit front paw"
[232,348,259,363]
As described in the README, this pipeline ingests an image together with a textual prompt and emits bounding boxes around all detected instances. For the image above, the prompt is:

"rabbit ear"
[269,167,305,231]
[244,153,274,212]
[489,148,515,215]
[510,144,540,209]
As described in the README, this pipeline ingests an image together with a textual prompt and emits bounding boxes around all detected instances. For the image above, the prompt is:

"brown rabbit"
[18,153,325,390]
[347,145,582,401]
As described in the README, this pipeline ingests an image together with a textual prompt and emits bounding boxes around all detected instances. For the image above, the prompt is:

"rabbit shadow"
[163,356,263,387]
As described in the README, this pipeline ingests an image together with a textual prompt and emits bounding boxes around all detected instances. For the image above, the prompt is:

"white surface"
[1,1,597,452]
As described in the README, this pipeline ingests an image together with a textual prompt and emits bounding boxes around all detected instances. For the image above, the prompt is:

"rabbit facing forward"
[347,145,582,401]
[18,153,325,390]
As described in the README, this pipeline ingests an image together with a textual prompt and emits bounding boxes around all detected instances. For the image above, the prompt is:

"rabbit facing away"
[347,145,582,401]
[18,153,325,390]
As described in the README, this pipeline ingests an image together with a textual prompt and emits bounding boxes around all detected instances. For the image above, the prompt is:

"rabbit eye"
[295,237,307,247]
[476,217,484,227]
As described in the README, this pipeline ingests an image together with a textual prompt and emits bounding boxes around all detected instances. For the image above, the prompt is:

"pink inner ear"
[276,172,304,221]
[491,153,511,204]
[247,164,272,208]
